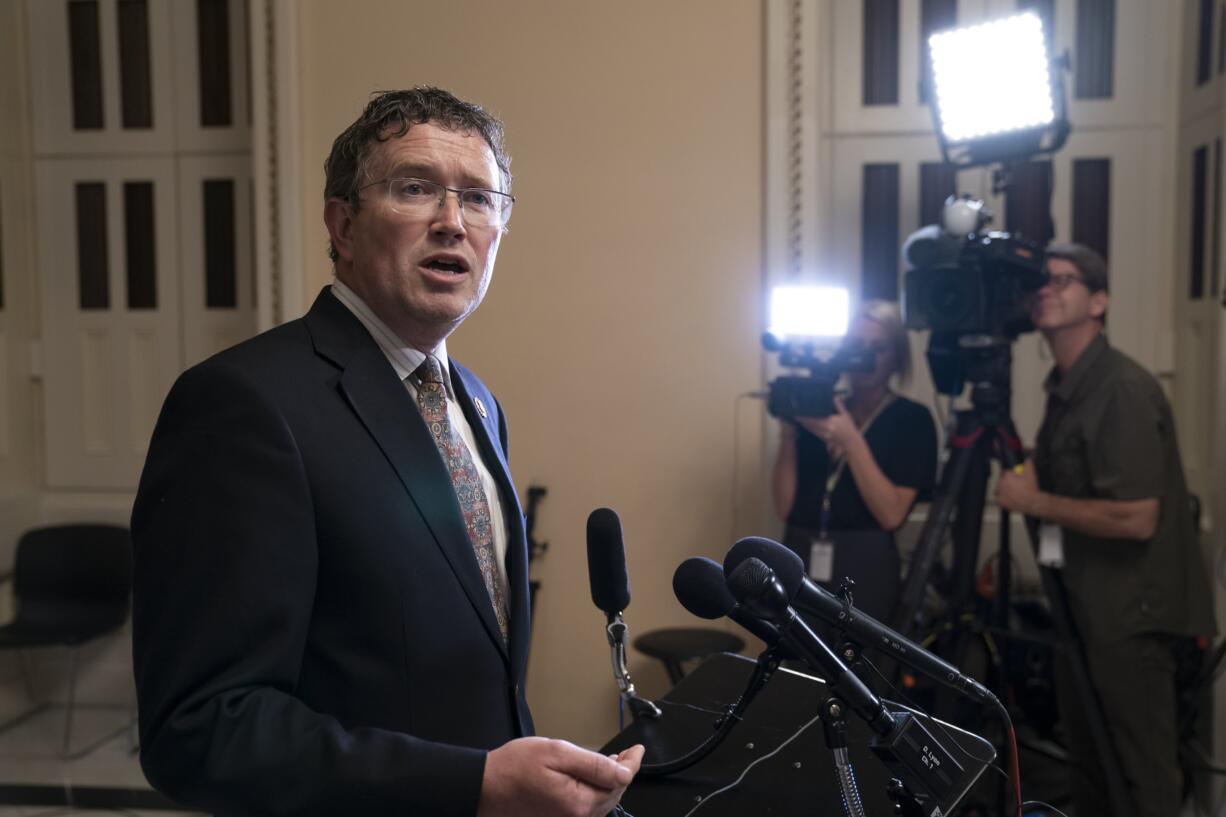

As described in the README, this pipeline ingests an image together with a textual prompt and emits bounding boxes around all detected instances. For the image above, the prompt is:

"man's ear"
[1089,289,1109,320]
[324,198,355,263]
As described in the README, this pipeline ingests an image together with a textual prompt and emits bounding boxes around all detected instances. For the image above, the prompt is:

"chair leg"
[17,648,37,701]
[0,649,50,738]
[128,695,139,755]
[60,646,78,759]
[58,647,134,762]
[0,699,48,735]
[2,643,133,761]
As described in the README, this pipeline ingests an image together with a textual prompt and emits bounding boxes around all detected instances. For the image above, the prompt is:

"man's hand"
[997,458,1160,540]
[477,737,645,817]
[996,458,1044,518]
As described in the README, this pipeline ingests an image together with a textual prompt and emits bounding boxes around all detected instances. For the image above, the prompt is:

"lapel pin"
[474,396,488,419]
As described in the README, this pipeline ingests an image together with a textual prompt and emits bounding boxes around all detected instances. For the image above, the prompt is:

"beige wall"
[0,0,39,552]
[297,0,768,747]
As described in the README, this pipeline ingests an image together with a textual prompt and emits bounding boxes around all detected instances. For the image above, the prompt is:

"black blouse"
[786,395,938,532]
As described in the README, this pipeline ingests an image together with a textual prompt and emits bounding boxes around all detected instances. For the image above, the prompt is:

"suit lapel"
[451,366,531,675]
[304,290,510,660]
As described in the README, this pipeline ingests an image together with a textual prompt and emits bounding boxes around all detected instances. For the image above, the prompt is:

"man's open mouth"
[424,257,469,274]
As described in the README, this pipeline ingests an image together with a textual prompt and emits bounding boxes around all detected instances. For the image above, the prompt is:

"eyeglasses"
[1043,272,1086,291]
[357,177,515,228]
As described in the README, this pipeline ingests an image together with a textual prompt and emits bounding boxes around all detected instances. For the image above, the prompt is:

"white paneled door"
[36,158,182,489]
[27,0,254,490]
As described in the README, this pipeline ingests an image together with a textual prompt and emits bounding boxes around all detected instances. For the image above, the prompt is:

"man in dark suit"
[132,87,643,817]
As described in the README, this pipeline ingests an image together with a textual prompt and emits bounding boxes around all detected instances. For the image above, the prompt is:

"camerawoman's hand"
[800,398,864,461]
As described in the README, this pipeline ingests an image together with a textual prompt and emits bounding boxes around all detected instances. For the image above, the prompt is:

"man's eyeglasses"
[357,177,515,228]
[1043,272,1086,291]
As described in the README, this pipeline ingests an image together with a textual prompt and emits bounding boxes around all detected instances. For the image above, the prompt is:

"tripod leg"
[948,435,990,612]
[1037,562,1139,817]
[993,420,1140,817]
[893,425,981,638]
[929,430,992,724]
[995,509,1012,632]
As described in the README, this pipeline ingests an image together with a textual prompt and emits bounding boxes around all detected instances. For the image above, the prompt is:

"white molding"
[251,0,302,331]
[764,0,822,288]
[250,0,273,331]
[274,0,303,323]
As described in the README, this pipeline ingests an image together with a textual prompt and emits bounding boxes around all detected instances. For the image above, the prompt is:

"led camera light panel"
[768,286,849,341]
[929,12,1056,143]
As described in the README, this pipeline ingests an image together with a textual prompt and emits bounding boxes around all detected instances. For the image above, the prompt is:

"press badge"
[1038,523,1065,568]
[809,537,835,582]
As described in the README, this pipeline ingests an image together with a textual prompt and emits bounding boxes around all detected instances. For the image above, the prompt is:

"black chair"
[0,524,134,759]
[633,628,746,685]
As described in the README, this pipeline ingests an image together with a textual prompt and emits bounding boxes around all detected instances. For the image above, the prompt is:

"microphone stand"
[819,696,869,817]
[606,612,662,720]
[637,645,784,777]
[814,691,929,817]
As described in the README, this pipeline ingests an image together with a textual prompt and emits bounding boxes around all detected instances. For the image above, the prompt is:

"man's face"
[1031,257,1108,334]
[327,122,505,349]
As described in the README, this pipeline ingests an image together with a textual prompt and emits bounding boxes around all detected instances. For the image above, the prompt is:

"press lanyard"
[818,393,896,540]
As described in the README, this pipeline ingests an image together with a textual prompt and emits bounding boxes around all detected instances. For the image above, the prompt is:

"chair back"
[13,524,133,629]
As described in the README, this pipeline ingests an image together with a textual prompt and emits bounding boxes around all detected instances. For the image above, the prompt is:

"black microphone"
[585,508,660,720]
[672,557,785,650]
[724,536,999,707]
[587,507,630,617]
[726,558,896,737]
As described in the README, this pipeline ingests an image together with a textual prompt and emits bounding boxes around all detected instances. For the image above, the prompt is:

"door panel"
[36,157,181,488]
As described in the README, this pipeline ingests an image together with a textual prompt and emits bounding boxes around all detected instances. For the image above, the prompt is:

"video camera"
[762,334,875,420]
[901,196,1048,395]
[760,285,876,419]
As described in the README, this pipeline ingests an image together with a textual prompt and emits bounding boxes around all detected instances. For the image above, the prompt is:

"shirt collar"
[329,278,453,395]
[1045,331,1108,403]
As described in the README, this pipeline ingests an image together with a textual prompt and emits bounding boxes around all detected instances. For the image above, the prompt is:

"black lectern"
[602,653,994,816]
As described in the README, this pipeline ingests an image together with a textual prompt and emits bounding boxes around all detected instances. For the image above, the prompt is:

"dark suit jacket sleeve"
[131,361,487,817]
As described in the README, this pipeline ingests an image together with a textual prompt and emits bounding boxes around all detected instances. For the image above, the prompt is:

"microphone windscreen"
[725,557,775,604]
[723,537,804,598]
[586,507,631,614]
[672,557,736,620]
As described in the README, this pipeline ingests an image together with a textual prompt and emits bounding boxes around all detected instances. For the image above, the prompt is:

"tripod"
[890,341,1139,817]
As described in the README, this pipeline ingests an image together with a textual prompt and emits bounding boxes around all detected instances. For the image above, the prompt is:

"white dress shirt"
[330,279,510,599]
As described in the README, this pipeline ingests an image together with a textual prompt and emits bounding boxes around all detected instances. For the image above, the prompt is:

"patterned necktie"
[414,356,509,643]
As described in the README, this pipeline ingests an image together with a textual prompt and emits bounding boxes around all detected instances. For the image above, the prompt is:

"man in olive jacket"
[997,242,1215,817]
